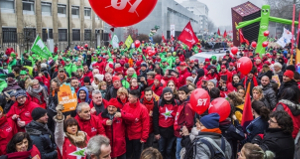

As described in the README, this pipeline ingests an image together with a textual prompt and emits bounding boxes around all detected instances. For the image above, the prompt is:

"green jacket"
[0,80,7,92]
[166,56,174,68]
[8,59,17,73]
[122,79,130,89]
[64,63,77,76]
[160,64,171,74]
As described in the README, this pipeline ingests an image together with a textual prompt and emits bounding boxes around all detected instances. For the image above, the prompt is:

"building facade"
[0,0,105,52]
[107,0,201,42]
[180,0,209,33]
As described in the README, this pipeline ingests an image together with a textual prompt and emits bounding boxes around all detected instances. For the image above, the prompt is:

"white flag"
[110,34,119,49]
[276,28,293,48]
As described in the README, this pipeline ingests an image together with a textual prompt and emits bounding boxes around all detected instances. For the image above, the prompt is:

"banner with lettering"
[31,35,52,58]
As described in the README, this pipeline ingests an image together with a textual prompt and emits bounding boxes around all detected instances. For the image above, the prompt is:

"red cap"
[221,65,226,69]
[229,62,234,66]
[284,70,294,79]
[190,60,194,63]
[205,58,210,62]
[180,62,187,66]
[154,75,161,81]
[109,63,114,69]
[112,76,120,82]
[107,98,122,109]
[264,61,271,66]
[115,67,123,74]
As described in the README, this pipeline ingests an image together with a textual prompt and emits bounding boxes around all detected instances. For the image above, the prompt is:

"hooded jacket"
[262,83,277,110]
[0,116,18,155]
[178,68,191,87]
[275,99,300,138]
[77,87,91,104]
[99,108,135,158]
[2,79,21,93]
[6,98,39,132]
[122,101,150,142]
[25,121,57,159]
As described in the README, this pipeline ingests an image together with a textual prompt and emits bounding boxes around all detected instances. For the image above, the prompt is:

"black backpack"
[198,137,227,159]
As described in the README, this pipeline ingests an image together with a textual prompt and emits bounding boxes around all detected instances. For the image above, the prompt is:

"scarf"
[201,128,222,134]
[32,86,43,94]
[6,150,33,159]
[243,76,258,88]
[143,97,154,111]
[58,73,67,83]
[65,131,87,148]
[147,79,154,86]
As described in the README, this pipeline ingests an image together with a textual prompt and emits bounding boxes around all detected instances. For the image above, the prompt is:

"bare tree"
[265,0,300,20]
[207,18,216,33]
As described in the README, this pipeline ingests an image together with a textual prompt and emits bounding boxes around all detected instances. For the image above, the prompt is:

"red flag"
[241,82,254,131]
[223,30,227,38]
[178,22,199,49]
[239,29,249,45]
[162,34,166,42]
[109,32,112,41]
[217,28,221,36]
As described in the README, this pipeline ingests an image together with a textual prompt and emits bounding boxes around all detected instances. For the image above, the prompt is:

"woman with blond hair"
[228,92,244,123]
[238,143,275,159]
[252,86,271,109]
[116,87,129,109]
[167,80,178,99]
[140,147,163,159]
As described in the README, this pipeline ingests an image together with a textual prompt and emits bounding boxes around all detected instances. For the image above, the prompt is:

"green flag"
[31,35,52,58]
[110,34,119,49]
[125,35,133,49]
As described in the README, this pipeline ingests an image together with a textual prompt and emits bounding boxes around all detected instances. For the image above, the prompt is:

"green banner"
[31,35,52,58]
[125,35,133,49]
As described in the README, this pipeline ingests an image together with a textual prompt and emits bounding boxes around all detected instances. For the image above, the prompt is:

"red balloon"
[251,41,257,48]
[84,44,88,47]
[231,46,238,55]
[262,41,269,47]
[88,0,158,27]
[208,98,231,122]
[146,46,152,51]
[148,50,156,56]
[190,88,210,115]
[237,57,253,75]
[134,40,141,48]
[80,47,84,50]
[264,31,270,37]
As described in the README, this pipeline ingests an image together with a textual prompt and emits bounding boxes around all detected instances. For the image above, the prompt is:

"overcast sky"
[175,0,266,27]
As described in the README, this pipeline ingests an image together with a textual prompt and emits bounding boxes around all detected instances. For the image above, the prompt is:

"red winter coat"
[152,84,163,97]
[174,100,194,137]
[99,109,135,158]
[163,76,179,88]
[178,68,191,87]
[58,135,90,159]
[6,99,39,132]
[74,115,105,138]
[122,101,150,142]
[218,70,233,83]
[0,116,18,155]
[178,54,185,62]
[92,61,106,74]
[274,102,300,138]
[5,145,41,159]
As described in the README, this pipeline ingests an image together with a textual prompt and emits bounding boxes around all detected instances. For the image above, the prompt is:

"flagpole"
[296,11,300,67]
[290,4,296,65]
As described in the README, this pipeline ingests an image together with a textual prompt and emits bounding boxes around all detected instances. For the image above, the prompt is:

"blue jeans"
[158,136,176,159]
[176,137,182,159]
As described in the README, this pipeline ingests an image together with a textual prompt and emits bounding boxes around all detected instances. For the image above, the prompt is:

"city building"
[106,0,201,42]
[180,0,209,33]
[0,0,105,52]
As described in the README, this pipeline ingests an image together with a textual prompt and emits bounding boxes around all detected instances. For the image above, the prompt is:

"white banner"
[276,28,293,48]
[170,24,175,37]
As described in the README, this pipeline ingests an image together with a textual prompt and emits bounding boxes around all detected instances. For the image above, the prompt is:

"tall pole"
[290,4,296,65]
[67,0,71,47]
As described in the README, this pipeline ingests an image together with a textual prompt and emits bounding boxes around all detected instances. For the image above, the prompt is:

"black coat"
[262,84,277,110]
[277,80,300,99]
[105,86,118,100]
[252,128,294,159]
[242,117,268,144]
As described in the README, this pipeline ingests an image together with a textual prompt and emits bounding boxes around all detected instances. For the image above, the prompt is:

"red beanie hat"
[284,70,294,79]
[109,63,114,69]
[107,98,122,109]
[205,58,210,62]
[115,67,123,75]
[154,75,161,82]
[112,76,120,82]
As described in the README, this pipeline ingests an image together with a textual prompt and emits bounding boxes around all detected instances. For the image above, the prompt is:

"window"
[72,6,79,18]
[72,29,80,41]
[42,28,53,41]
[84,29,91,40]
[23,28,36,42]
[41,2,51,16]
[95,15,100,20]
[58,4,66,17]
[22,0,34,15]
[0,0,15,13]
[84,7,91,19]
[2,28,17,42]
[58,29,67,41]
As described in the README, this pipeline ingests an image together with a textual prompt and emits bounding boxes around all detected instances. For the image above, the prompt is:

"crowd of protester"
[0,41,299,159]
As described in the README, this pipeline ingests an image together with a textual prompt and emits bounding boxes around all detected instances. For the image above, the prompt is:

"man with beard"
[83,63,93,80]
[51,67,68,87]
[7,90,39,132]
[261,74,277,110]
[70,78,80,93]
[277,69,300,99]
[105,76,122,100]
[3,73,21,94]
[104,72,113,90]
[125,67,137,83]
[27,79,48,109]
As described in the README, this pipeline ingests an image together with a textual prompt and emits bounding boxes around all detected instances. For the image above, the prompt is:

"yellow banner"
[125,35,133,49]
[58,84,77,113]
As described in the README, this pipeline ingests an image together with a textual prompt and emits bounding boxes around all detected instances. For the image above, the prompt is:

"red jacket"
[174,100,194,137]
[74,115,106,138]
[218,70,233,83]
[122,101,150,142]
[6,99,39,132]
[178,68,191,87]
[275,102,300,138]
[58,135,90,159]
[92,61,106,74]
[163,76,179,88]
[157,102,178,128]
[0,116,18,155]
[99,109,135,158]
[140,98,157,134]
[152,84,163,97]
[178,54,185,62]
